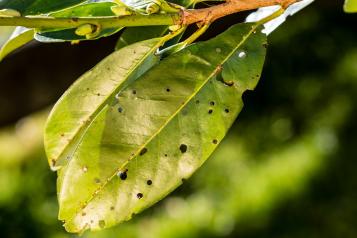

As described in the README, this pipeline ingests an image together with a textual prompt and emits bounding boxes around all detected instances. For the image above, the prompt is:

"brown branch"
[180,0,300,25]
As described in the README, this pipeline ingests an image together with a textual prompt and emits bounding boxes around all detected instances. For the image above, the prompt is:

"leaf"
[246,0,314,35]
[44,37,164,171]
[35,2,121,42]
[0,27,34,61]
[0,0,87,16]
[56,23,267,233]
[344,0,357,13]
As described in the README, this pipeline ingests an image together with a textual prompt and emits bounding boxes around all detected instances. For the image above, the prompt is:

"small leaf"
[35,2,121,42]
[0,27,34,61]
[44,38,163,170]
[0,0,86,16]
[344,0,357,13]
[56,23,267,233]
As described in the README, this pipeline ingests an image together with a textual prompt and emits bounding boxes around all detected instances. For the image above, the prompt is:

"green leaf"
[55,23,267,233]
[44,37,164,171]
[35,2,121,42]
[344,0,357,13]
[0,27,33,61]
[0,0,87,16]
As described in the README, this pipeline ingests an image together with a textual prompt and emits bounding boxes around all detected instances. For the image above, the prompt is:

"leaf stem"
[0,0,299,30]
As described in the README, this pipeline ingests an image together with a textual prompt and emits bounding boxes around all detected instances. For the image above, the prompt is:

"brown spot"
[140,148,148,156]
[212,139,218,144]
[137,193,143,199]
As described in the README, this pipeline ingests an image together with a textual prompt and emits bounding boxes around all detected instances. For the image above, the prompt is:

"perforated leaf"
[56,23,267,233]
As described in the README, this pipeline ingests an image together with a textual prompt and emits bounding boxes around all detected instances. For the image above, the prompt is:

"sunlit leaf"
[0,0,86,15]
[0,27,33,61]
[56,23,267,233]
[35,2,120,42]
[44,37,164,170]
[344,0,357,13]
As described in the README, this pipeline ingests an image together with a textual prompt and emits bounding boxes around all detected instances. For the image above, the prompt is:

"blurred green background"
[0,1,356,237]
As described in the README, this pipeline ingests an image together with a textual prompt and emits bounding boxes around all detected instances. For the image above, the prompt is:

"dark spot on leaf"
[118,107,123,113]
[164,154,168,157]
[212,139,218,144]
[82,212,86,216]
[210,101,215,106]
[97,93,101,96]
[179,144,187,153]
[166,88,170,92]
[140,148,148,156]
[181,178,186,183]
[60,133,64,137]
[225,108,230,113]
[208,109,213,114]
[195,100,200,104]
[72,17,79,22]
[51,159,56,167]
[86,88,90,91]
[118,169,128,180]
[132,90,137,95]
[137,193,143,199]
[90,220,94,224]
[94,178,101,184]
[110,206,115,211]
[147,180,152,185]
[99,220,105,228]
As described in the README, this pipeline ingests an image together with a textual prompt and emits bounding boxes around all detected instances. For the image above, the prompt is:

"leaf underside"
[52,23,267,233]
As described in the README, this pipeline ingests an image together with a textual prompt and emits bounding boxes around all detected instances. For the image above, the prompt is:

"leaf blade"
[57,22,267,233]
[0,27,34,61]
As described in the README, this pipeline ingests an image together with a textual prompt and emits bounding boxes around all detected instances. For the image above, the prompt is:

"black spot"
[225,108,230,113]
[195,100,200,104]
[181,178,186,183]
[147,180,152,185]
[179,144,187,153]
[164,154,168,157]
[212,139,218,144]
[132,90,137,95]
[208,109,213,114]
[118,107,123,113]
[137,193,143,199]
[166,88,171,92]
[210,101,215,106]
[140,148,148,156]
[86,88,90,91]
[97,93,101,96]
[119,169,128,180]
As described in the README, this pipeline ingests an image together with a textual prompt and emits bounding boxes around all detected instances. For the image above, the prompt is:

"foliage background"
[0,1,356,237]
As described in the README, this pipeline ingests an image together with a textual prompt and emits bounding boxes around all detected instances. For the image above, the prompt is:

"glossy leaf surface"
[44,38,163,170]
[0,0,86,15]
[36,2,120,42]
[56,23,267,233]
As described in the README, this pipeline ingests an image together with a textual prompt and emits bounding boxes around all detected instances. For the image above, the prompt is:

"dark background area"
[0,0,357,237]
